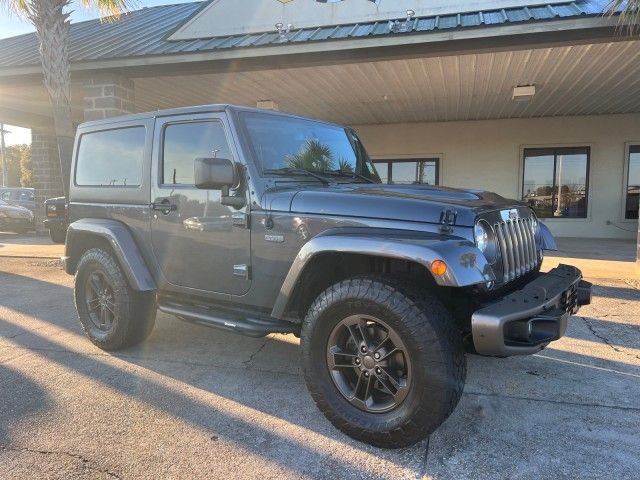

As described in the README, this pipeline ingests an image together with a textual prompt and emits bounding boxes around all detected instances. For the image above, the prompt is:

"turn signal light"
[431,260,447,276]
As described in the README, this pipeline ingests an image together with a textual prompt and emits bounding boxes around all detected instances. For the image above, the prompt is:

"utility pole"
[0,123,9,187]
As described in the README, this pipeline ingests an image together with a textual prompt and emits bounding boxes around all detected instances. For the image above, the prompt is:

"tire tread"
[301,275,465,448]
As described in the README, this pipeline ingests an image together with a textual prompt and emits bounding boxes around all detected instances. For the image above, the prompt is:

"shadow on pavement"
[0,269,427,477]
[0,364,51,445]
[586,283,640,301]
[1,265,639,478]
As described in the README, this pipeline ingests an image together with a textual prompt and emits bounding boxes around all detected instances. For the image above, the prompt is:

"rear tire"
[75,248,156,350]
[49,227,66,244]
[301,275,465,448]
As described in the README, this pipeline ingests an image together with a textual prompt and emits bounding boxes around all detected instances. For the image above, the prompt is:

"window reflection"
[76,127,145,186]
[373,159,439,185]
[163,121,232,185]
[626,146,640,220]
[522,147,589,218]
[241,113,379,181]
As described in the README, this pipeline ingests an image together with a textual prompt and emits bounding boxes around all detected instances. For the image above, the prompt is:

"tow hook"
[577,280,592,306]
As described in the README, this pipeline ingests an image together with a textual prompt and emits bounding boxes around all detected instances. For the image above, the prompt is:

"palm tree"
[1,0,133,197]
[608,0,640,33]
[286,139,335,172]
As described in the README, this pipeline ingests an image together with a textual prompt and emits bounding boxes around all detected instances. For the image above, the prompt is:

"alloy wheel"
[326,315,411,413]
[85,271,118,332]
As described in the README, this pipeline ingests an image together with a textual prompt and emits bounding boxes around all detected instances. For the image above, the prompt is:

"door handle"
[151,199,177,215]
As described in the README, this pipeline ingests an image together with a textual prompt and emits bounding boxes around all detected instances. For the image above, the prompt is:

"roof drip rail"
[389,9,415,33]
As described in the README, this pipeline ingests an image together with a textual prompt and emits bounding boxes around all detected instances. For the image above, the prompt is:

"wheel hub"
[361,354,376,370]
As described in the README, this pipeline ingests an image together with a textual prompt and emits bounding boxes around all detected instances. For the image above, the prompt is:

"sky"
[1,124,30,146]
[0,1,200,145]
[0,0,200,39]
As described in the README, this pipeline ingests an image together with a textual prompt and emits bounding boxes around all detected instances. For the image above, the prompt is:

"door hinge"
[232,211,249,228]
[233,264,251,280]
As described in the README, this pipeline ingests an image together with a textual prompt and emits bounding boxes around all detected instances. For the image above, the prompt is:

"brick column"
[83,73,136,121]
[31,127,63,234]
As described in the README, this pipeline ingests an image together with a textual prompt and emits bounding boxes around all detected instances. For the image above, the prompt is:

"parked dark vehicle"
[63,105,591,448]
[43,196,68,243]
[0,198,34,233]
[0,187,35,212]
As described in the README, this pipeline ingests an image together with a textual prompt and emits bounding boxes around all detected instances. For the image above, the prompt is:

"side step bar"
[158,302,298,338]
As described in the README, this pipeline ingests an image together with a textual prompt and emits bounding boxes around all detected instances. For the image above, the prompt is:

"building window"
[626,145,640,220]
[522,147,589,218]
[162,121,232,185]
[373,158,439,185]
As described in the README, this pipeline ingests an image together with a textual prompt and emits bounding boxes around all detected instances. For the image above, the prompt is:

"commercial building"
[0,0,638,258]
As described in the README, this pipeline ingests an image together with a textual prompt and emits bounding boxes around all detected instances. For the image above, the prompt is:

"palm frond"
[607,0,640,34]
[337,158,354,173]
[0,0,31,17]
[286,139,335,172]
[79,0,137,21]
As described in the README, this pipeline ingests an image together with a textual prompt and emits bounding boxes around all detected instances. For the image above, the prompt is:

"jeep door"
[150,113,251,295]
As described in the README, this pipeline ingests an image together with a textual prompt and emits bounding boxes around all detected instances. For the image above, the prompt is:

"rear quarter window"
[75,127,146,187]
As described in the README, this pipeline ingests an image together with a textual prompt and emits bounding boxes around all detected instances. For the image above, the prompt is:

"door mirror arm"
[220,185,246,209]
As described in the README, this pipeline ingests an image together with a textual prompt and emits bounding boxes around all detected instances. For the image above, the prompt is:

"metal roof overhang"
[0,15,626,81]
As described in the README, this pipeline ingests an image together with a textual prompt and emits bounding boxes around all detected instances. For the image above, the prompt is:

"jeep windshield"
[240,112,381,183]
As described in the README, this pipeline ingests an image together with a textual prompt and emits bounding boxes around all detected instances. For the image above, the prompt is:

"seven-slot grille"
[494,216,540,283]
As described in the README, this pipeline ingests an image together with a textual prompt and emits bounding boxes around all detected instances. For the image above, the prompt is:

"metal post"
[0,123,8,187]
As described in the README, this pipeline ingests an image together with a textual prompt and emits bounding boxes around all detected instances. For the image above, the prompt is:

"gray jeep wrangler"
[63,105,591,448]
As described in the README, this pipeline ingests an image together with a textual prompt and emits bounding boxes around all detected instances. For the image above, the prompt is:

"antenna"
[0,123,10,187]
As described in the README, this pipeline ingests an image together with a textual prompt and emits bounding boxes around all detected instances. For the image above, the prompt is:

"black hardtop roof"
[78,104,344,130]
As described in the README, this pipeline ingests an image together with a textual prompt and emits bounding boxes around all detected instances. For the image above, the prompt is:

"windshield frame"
[238,111,381,183]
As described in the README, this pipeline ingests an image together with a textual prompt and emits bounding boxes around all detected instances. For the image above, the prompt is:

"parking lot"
[0,236,639,479]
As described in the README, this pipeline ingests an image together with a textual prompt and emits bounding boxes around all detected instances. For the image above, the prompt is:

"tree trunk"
[29,0,73,199]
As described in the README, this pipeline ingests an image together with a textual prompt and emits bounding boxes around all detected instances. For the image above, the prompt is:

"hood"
[264,183,526,227]
[0,202,33,217]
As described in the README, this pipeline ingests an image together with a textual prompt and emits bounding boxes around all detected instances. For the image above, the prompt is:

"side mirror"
[194,157,245,209]
[194,157,238,190]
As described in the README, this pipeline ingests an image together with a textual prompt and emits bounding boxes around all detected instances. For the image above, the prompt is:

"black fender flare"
[539,222,558,251]
[271,228,495,319]
[62,218,156,292]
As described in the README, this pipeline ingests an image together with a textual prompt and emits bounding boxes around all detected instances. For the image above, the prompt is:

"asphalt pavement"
[0,256,638,479]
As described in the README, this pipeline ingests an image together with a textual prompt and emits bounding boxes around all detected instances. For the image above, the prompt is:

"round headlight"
[474,220,498,263]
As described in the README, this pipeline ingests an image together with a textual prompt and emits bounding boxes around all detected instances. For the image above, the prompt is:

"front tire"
[75,248,156,351]
[301,276,465,448]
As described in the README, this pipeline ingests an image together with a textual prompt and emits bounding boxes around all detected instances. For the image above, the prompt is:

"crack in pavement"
[0,445,121,479]
[0,342,301,377]
[242,339,269,368]
[624,280,640,291]
[464,390,640,412]
[581,316,640,361]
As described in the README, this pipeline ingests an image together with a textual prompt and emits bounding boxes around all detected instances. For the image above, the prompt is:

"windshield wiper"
[323,169,377,184]
[263,167,332,185]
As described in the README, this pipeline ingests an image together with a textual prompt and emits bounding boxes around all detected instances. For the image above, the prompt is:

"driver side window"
[162,121,232,186]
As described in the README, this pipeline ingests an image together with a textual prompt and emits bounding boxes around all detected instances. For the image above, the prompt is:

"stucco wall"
[354,113,640,239]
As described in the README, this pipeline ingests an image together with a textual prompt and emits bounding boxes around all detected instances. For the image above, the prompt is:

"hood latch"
[439,209,457,233]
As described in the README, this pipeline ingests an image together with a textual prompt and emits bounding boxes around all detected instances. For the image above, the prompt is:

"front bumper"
[472,264,592,356]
